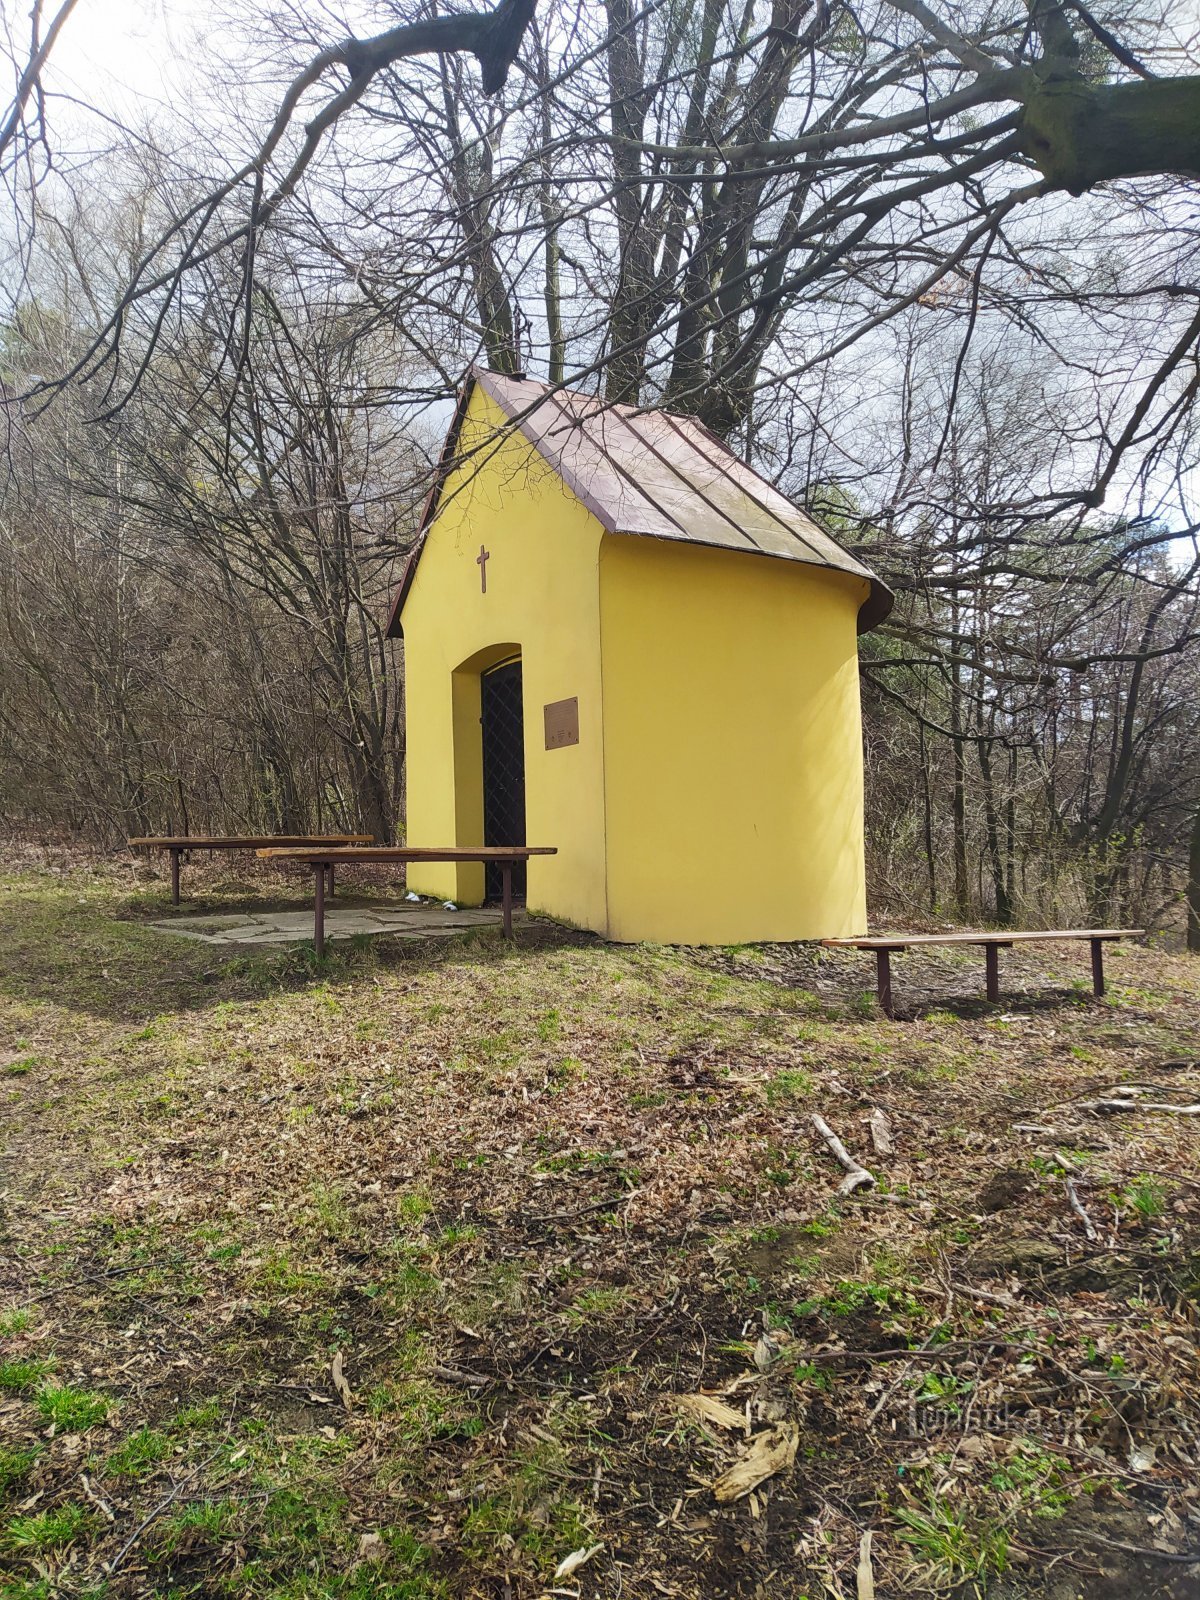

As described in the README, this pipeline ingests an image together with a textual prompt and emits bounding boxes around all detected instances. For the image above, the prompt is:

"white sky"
[39,0,207,117]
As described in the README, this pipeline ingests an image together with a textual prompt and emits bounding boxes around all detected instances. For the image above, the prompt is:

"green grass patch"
[35,1383,109,1431]
[105,1426,172,1478]
[0,1445,40,1492]
[0,1358,53,1393]
[4,1502,93,1551]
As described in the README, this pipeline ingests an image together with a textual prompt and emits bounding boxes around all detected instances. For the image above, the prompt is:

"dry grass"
[2,854,1199,1599]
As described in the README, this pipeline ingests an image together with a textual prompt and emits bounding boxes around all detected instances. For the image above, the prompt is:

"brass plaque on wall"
[544,697,579,749]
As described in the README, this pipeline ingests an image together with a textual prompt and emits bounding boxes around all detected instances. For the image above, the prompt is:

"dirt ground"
[2,849,1200,1599]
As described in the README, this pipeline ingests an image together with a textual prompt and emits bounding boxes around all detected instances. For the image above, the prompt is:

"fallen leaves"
[711,1423,799,1503]
[552,1542,604,1580]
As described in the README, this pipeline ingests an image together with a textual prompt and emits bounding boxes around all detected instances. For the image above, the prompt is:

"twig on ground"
[433,1363,489,1388]
[811,1113,876,1195]
[527,1187,644,1223]
[1065,1177,1098,1241]
[1085,1534,1200,1564]
[106,1448,223,1575]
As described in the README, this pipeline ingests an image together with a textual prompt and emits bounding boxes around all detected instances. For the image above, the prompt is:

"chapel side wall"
[598,536,870,944]
[401,389,609,931]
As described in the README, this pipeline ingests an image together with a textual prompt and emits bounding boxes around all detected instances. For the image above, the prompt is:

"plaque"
[544,697,579,749]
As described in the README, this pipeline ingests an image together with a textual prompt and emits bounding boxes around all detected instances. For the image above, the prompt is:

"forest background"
[1,0,1198,942]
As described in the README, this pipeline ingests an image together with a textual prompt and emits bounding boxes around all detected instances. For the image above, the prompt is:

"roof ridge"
[384,366,894,638]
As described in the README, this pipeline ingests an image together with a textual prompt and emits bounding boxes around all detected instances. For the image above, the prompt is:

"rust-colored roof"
[387,368,892,636]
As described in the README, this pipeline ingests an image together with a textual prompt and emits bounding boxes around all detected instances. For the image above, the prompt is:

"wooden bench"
[257,845,558,955]
[129,835,373,905]
[821,929,1144,1019]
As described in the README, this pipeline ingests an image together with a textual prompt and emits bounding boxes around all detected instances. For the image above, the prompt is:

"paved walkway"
[148,904,512,946]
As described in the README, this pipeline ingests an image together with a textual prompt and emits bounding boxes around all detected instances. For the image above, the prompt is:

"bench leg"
[314,864,326,959]
[985,944,1000,1003]
[327,862,336,898]
[876,948,894,1019]
[170,848,181,906]
[1091,938,1105,998]
[502,862,513,941]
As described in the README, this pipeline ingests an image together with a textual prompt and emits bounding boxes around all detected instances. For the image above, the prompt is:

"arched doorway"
[480,656,527,901]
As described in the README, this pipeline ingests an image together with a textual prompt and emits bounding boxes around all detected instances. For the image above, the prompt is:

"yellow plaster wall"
[400,389,608,928]
[597,536,870,944]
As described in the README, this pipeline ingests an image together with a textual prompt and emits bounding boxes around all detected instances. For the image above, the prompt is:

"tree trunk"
[1188,800,1200,954]
[977,736,1011,926]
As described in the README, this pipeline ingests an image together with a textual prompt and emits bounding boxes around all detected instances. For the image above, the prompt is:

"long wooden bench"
[822,929,1144,1018]
[257,845,557,955]
[129,835,373,905]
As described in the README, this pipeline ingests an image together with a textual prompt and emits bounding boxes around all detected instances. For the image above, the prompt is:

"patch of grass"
[564,1285,632,1325]
[106,1426,171,1478]
[251,1249,328,1296]
[988,1440,1073,1518]
[366,1375,482,1443]
[396,1190,433,1228]
[795,1278,923,1321]
[35,1383,109,1430]
[0,1357,53,1393]
[3,1057,37,1077]
[308,1181,352,1239]
[4,1502,93,1551]
[151,1497,238,1559]
[628,1087,668,1109]
[170,1397,224,1433]
[894,1496,1009,1584]
[1116,1173,1166,1220]
[797,1210,839,1239]
[0,1445,40,1492]
[764,1068,815,1105]
[0,1309,32,1336]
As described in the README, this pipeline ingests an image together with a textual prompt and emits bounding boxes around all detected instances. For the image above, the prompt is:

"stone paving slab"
[147,904,511,945]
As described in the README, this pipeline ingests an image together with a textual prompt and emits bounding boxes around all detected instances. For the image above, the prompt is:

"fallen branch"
[1086,1099,1200,1116]
[433,1363,489,1388]
[811,1113,876,1195]
[1086,1533,1200,1564]
[1065,1177,1098,1242]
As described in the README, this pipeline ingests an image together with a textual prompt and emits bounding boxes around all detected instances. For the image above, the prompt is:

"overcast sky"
[40,0,205,117]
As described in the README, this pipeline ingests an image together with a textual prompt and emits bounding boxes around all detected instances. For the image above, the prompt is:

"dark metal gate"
[481,658,526,901]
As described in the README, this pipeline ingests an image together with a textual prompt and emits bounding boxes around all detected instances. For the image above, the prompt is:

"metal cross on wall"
[477,544,490,593]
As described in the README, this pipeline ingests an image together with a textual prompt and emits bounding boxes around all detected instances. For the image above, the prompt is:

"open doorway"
[480,657,526,901]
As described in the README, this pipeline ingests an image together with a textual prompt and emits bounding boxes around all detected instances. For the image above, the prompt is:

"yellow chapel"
[386,368,892,945]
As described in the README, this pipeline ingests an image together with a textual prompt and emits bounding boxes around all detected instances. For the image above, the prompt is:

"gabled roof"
[386,367,892,637]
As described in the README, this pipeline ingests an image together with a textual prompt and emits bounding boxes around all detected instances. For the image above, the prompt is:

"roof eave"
[857,575,894,635]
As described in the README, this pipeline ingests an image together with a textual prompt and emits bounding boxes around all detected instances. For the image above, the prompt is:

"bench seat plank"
[823,929,1139,949]
[257,846,556,863]
[130,835,372,849]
